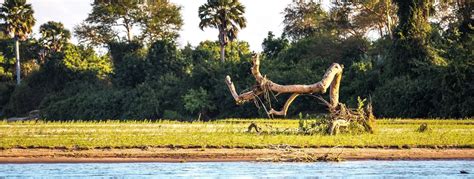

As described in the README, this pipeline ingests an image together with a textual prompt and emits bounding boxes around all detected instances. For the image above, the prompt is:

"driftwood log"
[225,54,374,135]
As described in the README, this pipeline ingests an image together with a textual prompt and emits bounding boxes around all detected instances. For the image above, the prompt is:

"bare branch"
[268,93,300,116]
[225,76,258,104]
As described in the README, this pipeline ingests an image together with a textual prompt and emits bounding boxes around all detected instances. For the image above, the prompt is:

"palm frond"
[0,0,35,40]
[198,0,246,41]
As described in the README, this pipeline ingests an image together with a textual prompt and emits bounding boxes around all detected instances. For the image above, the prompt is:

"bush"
[41,87,124,120]
[183,87,215,119]
[121,83,161,119]
[112,53,149,87]
[3,44,110,117]
[146,40,184,79]
[0,82,14,113]
[3,82,46,116]
[373,76,440,118]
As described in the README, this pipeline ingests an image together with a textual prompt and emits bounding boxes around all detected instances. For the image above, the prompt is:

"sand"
[1,148,473,163]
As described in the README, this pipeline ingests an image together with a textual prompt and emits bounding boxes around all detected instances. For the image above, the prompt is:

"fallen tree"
[225,54,375,135]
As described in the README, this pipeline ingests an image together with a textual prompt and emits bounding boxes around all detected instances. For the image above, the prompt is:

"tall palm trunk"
[220,43,225,62]
[15,38,21,85]
[219,30,226,62]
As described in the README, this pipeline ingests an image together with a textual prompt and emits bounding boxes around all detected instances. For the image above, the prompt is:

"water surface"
[1,160,472,178]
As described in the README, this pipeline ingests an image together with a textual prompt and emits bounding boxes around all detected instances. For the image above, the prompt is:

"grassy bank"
[0,119,473,149]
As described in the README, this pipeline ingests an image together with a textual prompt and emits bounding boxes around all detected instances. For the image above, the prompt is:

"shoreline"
[1,148,473,163]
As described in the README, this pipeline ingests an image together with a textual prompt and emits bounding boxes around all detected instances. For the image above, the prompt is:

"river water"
[1,160,472,178]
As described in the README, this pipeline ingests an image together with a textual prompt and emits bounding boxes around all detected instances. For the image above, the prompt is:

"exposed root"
[318,97,375,135]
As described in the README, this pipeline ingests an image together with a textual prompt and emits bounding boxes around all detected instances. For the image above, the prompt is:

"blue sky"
[18,0,301,52]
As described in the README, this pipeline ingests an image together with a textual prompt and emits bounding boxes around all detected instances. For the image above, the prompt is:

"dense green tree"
[183,87,215,119]
[61,45,112,79]
[261,31,289,59]
[3,42,110,117]
[198,0,247,62]
[0,32,15,112]
[74,0,183,47]
[325,2,362,37]
[352,0,397,38]
[0,33,14,82]
[442,0,473,41]
[368,0,472,118]
[108,40,143,64]
[0,0,36,84]
[139,0,183,43]
[146,40,184,78]
[390,0,446,76]
[0,52,13,81]
[108,41,147,87]
[282,1,328,40]
[0,33,40,82]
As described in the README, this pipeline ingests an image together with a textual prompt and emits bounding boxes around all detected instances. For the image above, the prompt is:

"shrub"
[0,82,14,113]
[121,84,161,119]
[183,87,215,119]
[41,87,124,120]
[112,53,149,87]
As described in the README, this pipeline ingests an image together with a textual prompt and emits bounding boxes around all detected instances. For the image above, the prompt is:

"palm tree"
[38,21,71,64]
[198,0,246,62]
[39,21,71,53]
[0,0,36,85]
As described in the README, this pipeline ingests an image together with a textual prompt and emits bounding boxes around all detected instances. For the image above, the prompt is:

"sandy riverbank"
[1,148,473,163]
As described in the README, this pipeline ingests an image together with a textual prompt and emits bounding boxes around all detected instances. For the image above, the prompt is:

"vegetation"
[0,0,472,120]
[74,0,183,46]
[282,0,328,40]
[198,0,247,62]
[39,21,70,53]
[0,0,36,84]
[0,119,472,149]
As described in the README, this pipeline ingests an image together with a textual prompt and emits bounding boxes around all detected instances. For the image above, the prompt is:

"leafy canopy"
[74,0,183,47]
[39,21,71,53]
[282,1,328,40]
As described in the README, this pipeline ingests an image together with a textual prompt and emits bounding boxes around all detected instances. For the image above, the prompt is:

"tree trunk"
[220,44,225,62]
[15,38,21,85]
[123,15,133,42]
[218,29,226,62]
[225,54,343,116]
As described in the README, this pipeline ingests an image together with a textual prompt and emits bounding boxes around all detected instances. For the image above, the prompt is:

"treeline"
[0,0,472,120]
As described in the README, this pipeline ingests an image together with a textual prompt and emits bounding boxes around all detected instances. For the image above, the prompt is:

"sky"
[4,0,300,52]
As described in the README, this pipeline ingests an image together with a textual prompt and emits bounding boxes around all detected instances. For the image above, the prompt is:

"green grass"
[0,119,473,149]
